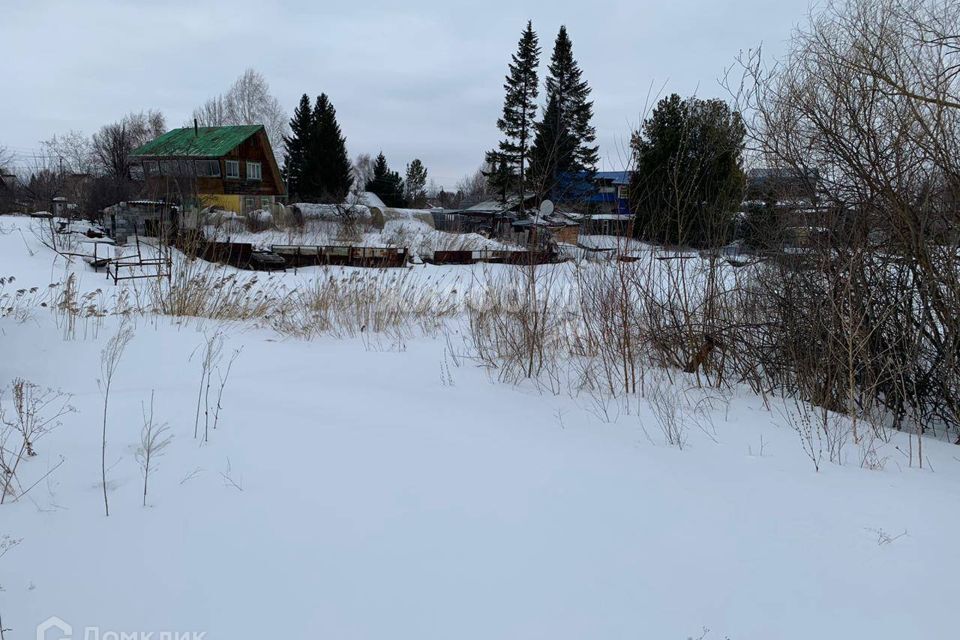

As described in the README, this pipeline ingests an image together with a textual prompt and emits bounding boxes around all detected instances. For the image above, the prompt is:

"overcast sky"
[2,0,810,188]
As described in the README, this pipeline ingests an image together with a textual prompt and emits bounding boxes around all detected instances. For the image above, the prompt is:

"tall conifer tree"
[528,93,577,201]
[535,26,598,179]
[404,159,428,208]
[487,20,540,206]
[365,152,405,207]
[312,93,353,202]
[282,94,313,199]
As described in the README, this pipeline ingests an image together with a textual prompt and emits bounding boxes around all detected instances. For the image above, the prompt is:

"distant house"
[581,213,634,237]
[550,171,633,215]
[588,171,632,215]
[431,193,536,235]
[129,124,285,215]
[511,210,582,245]
[746,168,820,204]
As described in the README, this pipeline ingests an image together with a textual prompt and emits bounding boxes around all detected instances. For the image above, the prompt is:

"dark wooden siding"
[135,129,285,198]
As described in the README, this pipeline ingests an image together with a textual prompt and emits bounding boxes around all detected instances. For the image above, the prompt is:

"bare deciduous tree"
[0,145,13,173]
[352,153,376,190]
[192,94,228,128]
[92,110,166,178]
[455,166,492,206]
[40,131,95,175]
[191,69,287,163]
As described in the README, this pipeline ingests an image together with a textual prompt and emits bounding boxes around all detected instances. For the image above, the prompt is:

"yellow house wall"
[198,193,278,215]
[200,193,242,213]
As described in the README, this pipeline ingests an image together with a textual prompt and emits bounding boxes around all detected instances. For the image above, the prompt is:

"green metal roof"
[131,125,263,158]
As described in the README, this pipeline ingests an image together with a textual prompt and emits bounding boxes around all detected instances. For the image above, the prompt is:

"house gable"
[130,125,285,200]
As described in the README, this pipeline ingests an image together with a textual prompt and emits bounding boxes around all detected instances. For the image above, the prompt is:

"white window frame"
[225,160,240,179]
[246,161,262,181]
[617,185,630,200]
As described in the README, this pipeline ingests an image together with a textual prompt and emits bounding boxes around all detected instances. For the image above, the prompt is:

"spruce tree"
[365,152,405,207]
[282,94,313,200]
[309,94,329,201]
[528,93,576,202]
[404,159,428,208]
[631,94,745,247]
[483,151,512,204]
[488,20,540,205]
[538,26,598,177]
[311,93,353,202]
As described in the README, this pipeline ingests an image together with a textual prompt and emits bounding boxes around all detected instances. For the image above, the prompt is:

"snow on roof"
[517,211,582,227]
[594,171,631,185]
[346,191,387,209]
[466,192,536,212]
[590,213,633,221]
[467,199,511,212]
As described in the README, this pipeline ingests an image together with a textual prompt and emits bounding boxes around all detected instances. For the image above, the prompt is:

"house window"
[144,161,160,177]
[617,185,630,200]
[246,161,262,181]
[195,159,221,177]
[130,164,145,181]
[260,196,272,206]
[225,160,240,179]
[244,197,256,210]
[159,160,176,176]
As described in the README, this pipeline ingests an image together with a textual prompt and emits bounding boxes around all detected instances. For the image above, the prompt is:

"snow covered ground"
[1,215,958,639]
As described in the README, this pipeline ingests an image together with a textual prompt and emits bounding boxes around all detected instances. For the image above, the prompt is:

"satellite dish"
[539,199,555,216]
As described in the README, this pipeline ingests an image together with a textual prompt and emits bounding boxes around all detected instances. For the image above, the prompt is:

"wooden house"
[129,124,285,215]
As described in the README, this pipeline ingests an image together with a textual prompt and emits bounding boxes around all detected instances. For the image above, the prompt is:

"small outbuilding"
[102,200,177,245]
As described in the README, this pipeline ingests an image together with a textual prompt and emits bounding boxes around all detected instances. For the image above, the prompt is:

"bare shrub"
[99,323,133,516]
[136,390,173,506]
[213,347,242,431]
[465,262,567,389]
[646,373,688,449]
[572,260,643,397]
[858,429,888,471]
[780,399,823,472]
[53,273,108,340]
[147,256,279,322]
[727,0,960,444]
[193,331,224,442]
[0,379,73,504]
[0,276,45,324]
[274,269,459,340]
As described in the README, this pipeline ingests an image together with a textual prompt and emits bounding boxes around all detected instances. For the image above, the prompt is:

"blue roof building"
[551,170,633,215]
[588,171,633,215]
